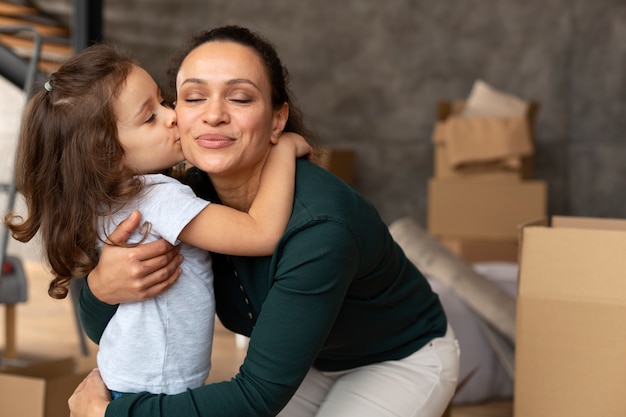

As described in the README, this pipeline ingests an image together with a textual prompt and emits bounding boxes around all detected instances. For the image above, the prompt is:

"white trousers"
[277,326,460,417]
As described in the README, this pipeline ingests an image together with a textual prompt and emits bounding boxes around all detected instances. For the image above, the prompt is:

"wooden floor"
[0,260,512,416]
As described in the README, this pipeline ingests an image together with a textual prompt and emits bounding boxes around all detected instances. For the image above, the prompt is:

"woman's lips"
[195,134,234,149]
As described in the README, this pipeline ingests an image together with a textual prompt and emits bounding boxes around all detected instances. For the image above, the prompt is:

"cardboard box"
[438,237,519,263]
[434,116,533,167]
[312,147,356,185]
[427,179,547,240]
[0,357,87,417]
[433,141,522,182]
[432,100,539,182]
[515,216,626,416]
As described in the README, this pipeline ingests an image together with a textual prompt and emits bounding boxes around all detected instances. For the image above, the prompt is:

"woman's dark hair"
[167,25,316,142]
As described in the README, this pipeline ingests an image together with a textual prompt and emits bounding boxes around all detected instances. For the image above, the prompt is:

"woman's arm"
[71,221,361,417]
[178,133,311,256]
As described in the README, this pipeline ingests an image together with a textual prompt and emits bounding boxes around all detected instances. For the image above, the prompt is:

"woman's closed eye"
[229,91,253,103]
[180,93,205,103]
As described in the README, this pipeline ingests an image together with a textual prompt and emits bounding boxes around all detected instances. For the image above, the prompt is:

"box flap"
[442,116,533,167]
[519,226,626,302]
[552,215,626,231]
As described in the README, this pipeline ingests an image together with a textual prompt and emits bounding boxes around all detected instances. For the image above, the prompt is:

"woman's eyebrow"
[179,77,261,92]
[179,77,206,87]
[226,78,260,91]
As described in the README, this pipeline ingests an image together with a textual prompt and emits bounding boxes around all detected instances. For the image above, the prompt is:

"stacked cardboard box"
[0,357,88,417]
[515,216,626,416]
[427,83,547,263]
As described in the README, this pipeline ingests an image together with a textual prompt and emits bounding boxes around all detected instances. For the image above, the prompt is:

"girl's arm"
[178,132,311,256]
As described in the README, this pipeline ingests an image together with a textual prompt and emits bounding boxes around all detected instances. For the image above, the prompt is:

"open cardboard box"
[431,100,539,182]
[515,216,626,416]
[0,357,87,417]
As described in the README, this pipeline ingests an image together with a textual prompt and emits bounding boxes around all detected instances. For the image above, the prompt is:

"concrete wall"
[36,0,626,225]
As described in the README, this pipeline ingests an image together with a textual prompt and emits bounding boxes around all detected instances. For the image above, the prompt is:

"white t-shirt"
[97,174,215,395]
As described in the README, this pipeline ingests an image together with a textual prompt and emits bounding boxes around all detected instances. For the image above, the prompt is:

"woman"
[70,25,459,417]
[5,43,308,399]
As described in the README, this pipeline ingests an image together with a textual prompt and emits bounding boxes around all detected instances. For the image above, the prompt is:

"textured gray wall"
[38,0,626,225]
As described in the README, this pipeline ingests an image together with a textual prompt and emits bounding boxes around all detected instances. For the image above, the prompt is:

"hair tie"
[44,81,52,92]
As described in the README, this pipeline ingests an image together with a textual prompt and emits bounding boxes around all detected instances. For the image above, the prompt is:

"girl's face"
[175,41,287,179]
[115,65,183,174]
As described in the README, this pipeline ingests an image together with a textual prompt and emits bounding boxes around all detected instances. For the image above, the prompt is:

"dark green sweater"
[80,160,447,417]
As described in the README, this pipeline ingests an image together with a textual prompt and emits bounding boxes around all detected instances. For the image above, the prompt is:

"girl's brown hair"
[4,44,144,299]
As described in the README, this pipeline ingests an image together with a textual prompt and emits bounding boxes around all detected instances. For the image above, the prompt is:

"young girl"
[4,43,310,397]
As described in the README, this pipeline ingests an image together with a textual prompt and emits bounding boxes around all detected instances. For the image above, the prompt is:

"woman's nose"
[203,100,229,125]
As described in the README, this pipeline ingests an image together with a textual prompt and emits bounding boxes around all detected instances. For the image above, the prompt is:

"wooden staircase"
[0,0,73,74]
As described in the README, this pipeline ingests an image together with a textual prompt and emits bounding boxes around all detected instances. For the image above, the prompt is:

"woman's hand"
[88,210,183,304]
[69,369,110,417]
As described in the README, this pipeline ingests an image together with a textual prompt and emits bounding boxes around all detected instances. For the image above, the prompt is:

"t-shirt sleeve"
[139,175,210,245]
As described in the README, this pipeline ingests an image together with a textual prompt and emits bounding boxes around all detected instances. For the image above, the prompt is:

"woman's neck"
[211,169,262,212]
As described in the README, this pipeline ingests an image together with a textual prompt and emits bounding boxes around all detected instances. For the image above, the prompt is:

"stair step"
[0,33,72,61]
[0,1,73,74]
[0,1,38,16]
[0,15,69,37]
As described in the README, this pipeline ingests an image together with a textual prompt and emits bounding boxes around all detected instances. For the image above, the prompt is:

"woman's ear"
[271,103,289,144]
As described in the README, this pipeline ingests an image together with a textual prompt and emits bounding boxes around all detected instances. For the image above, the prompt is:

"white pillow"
[462,79,528,118]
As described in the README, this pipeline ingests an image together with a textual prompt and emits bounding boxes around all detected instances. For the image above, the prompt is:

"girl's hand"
[278,132,313,159]
[88,210,183,304]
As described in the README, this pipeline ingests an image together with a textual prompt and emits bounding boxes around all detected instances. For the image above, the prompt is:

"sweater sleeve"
[79,278,119,344]
[105,220,360,417]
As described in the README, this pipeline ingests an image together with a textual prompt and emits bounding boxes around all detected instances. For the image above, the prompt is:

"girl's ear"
[270,102,289,144]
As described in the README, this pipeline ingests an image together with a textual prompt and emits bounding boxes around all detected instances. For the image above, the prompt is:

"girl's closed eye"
[144,101,170,124]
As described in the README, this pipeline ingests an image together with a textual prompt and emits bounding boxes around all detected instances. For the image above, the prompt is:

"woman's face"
[175,41,287,178]
[115,65,182,174]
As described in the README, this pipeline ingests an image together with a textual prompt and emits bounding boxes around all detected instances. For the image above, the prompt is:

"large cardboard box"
[515,216,626,416]
[427,179,547,240]
[0,357,87,417]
